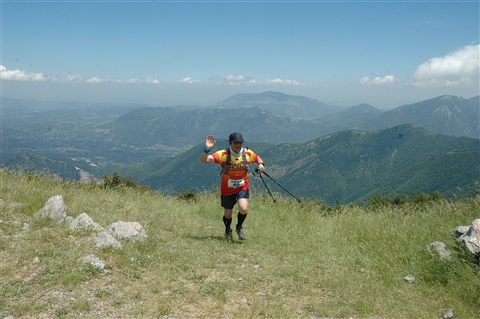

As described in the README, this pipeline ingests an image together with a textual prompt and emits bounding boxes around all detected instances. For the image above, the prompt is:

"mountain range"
[2,92,479,205]
[100,93,479,153]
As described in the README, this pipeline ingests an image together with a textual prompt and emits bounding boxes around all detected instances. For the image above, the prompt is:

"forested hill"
[114,124,479,205]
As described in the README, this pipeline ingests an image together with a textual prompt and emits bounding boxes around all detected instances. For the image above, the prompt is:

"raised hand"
[205,135,216,149]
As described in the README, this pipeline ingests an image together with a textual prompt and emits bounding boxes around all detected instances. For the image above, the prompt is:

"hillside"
[3,151,99,183]
[101,124,479,206]
[1,169,479,318]
[265,124,479,205]
[351,147,480,203]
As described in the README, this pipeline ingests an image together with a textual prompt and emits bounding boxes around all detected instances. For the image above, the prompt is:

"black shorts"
[221,189,250,209]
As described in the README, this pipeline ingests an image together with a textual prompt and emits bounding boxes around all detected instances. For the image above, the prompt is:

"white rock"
[92,231,122,249]
[403,275,415,283]
[106,221,148,242]
[69,212,104,231]
[427,241,451,260]
[34,195,67,223]
[443,308,453,318]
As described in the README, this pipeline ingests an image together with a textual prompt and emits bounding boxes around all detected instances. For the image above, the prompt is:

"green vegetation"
[1,169,479,318]
[107,126,479,206]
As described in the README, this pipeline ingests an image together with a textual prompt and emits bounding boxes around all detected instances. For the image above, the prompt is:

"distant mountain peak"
[346,103,381,114]
[213,91,346,119]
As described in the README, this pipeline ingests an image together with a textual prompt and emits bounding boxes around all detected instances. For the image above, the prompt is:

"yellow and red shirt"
[212,148,259,196]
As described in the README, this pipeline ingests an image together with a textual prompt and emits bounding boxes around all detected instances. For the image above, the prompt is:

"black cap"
[229,132,245,143]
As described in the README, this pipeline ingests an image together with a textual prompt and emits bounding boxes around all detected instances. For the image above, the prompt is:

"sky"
[1,0,479,109]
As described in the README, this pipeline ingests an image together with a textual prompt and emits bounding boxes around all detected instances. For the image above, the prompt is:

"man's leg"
[223,209,233,230]
[237,198,248,227]
[221,194,236,240]
[236,197,248,240]
[222,209,233,240]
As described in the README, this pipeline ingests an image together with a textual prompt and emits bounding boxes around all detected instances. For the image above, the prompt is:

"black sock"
[236,212,247,229]
[223,216,232,231]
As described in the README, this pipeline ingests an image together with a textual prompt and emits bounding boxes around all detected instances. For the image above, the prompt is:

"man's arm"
[256,155,265,173]
[201,152,214,164]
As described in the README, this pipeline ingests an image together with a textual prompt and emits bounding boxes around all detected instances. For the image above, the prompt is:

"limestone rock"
[34,195,67,224]
[69,212,104,231]
[106,221,148,242]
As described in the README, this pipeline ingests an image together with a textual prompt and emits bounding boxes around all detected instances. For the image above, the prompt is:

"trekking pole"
[261,171,302,203]
[253,169,276,203]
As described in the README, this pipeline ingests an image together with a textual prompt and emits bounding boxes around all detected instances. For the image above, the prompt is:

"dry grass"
[1,169,479,318]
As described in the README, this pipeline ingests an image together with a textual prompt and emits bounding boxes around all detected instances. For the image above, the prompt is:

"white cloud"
[113,78,154,84]
[145,77,160,84]
[0,65,162,85]
[359,75,397,85]
[85,77,104,83]
[178,77,200,84]
[265,78,305,86]
[65,74,84,82]
[208,74,306,86]
[1,66,308,89]
[411,44,479,87]
[0,65,49,81]
[208,74,257,85]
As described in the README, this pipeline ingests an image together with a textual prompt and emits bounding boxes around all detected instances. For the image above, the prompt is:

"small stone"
[403,275,415,283]
[443,309,453,318]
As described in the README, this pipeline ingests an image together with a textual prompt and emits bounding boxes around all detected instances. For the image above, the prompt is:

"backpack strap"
[221,148,249,175]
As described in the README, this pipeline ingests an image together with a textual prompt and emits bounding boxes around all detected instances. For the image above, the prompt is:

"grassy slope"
[1,169,479,318]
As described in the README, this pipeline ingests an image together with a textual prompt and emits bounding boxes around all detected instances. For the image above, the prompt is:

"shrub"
[367,193,408,209]
[101,172,151,193]
[177,189,199,202]
[411,192,432,205]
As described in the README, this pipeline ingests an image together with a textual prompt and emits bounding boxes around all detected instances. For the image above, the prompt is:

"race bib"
[228,179,245,188]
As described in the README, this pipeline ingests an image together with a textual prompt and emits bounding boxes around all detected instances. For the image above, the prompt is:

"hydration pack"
[221,148,249,175]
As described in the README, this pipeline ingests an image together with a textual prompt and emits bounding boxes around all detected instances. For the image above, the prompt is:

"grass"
[1,168,479,318]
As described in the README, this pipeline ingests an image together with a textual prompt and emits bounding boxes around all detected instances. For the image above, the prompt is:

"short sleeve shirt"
[211,149,258,196]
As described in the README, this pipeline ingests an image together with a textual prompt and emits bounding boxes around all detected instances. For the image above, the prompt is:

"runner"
[200,132,265,240]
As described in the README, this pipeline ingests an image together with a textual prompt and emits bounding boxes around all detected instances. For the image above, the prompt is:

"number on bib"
[228,179,245,188]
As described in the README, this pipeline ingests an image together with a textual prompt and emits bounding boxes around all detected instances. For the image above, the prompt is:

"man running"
[200,132,265,240]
